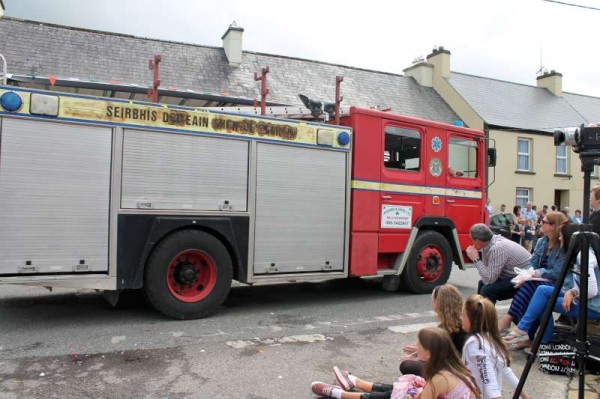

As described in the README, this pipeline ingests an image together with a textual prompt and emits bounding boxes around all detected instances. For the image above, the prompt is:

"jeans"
[517,285,600,342]
[478,278,517,304]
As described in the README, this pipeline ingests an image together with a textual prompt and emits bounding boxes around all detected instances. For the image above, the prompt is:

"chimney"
[0,1,4,18]
[221,21,244,67]
[537,70,562,97]
[426,46,451,79]
[403,60,433,87]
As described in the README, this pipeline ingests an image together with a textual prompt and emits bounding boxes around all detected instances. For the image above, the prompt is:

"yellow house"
[404,47,600,214]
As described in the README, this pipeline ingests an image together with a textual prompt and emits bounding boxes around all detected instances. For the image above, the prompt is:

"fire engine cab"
[0,87,493,319]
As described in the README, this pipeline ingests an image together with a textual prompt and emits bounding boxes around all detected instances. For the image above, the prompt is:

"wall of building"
[488,128,587,213]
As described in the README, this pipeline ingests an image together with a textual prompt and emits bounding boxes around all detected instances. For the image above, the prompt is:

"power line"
[542,0,600,11]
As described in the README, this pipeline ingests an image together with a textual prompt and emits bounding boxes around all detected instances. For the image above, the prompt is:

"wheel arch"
[395,217,464,275]
[117,215,248,290]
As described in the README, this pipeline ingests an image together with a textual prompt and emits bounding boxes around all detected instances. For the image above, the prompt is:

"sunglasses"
[542,220,552,225]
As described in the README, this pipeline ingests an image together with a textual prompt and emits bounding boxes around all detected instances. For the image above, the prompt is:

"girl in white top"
[461,295,530,399]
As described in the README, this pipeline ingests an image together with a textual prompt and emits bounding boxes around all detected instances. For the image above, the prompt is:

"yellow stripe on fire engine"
[351,180,482,199]
[0,89,351,148]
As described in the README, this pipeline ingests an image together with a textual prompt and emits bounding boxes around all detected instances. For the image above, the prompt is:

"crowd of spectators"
[488,200,582,252]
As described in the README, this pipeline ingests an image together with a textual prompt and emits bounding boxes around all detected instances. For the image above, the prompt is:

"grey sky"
[3,0,600,98]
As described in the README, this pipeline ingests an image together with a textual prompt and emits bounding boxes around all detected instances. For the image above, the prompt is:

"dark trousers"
[399,359,424,377]
[360,383,393,399]
[478,278,517,304]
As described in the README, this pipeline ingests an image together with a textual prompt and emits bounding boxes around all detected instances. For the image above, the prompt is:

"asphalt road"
[0,267,570,398]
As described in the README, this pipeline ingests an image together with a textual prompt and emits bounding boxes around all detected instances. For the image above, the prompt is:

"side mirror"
[487,148,497,167]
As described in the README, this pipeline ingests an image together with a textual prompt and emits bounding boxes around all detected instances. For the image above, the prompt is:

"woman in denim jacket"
[505,223,600,345]
[498,211,569,348]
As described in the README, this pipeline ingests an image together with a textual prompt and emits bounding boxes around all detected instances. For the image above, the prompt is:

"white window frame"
[516,187,531,207]
[556,144,568,174]
[517,138,531,172]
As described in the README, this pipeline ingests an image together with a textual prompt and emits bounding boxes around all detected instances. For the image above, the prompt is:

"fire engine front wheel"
[144,230,233,320]
[401,231,452,294]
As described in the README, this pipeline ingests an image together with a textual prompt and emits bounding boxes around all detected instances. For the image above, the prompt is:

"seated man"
[466,223,532,303]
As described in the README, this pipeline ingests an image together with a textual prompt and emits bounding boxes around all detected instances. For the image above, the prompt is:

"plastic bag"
[511,267,551,286]
[391,374,425,399]
[511,267,536,286]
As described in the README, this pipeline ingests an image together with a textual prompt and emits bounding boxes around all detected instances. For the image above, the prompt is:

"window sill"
[554,173,572,178]
[515,170,536,175]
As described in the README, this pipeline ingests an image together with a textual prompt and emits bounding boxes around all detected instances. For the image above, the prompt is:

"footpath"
[568,374,600,398]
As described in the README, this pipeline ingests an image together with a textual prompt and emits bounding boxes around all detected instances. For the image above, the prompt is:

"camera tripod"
[513,161,600,399]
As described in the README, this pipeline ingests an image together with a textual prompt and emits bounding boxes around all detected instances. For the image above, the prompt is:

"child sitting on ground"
[400,284,467,376]
[462,294,530,399]
[310,326,480,399]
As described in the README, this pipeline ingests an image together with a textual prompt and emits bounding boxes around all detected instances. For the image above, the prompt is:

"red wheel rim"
[416,246,444,282]
[166,249,217,303]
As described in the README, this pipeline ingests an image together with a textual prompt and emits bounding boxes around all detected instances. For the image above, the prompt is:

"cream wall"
[487,129,587,213]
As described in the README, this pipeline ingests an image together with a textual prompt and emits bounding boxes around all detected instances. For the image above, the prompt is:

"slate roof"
[0,17,459,124]
[448,73,600,132]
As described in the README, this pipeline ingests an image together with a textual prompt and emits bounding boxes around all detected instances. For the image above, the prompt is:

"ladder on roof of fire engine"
[198,105,350,121]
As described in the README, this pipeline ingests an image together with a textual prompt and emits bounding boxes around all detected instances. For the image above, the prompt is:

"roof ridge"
[451,71,539,90]
[1,16,404,79]
[1,16,224,50]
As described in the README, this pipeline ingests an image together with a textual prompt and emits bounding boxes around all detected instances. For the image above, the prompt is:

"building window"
[516,187,531,207]
[556,144,568,174]
[517,138,531,171]
[449,137,477,178]
[384,126,421,171]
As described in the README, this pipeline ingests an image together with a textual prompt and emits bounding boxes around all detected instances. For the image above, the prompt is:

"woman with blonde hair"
[400,284,467,376]
[498,211,570,348]
[462,295,529,399]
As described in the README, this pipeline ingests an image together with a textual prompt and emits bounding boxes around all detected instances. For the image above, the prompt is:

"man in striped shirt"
[466,223,532,303]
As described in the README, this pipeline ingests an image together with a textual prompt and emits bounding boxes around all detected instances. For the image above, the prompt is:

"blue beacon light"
[337,131,351,146]
[0,92,23,112]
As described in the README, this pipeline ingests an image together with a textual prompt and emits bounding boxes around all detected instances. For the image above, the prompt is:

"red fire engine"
[0,87,494,319]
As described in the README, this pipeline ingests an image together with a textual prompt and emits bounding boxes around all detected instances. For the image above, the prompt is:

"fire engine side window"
[449,137,478,178]
[384,126,421,171]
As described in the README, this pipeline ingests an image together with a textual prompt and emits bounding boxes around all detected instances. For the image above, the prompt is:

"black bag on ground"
[541,328,600,376]
[538,338,577,376]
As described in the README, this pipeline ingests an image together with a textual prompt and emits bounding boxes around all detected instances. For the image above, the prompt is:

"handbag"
[538,339,577,376]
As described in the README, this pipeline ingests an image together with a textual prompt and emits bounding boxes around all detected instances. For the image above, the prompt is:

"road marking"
[388,322,438,333]
[226,333,333,349]
[111,336,126,344]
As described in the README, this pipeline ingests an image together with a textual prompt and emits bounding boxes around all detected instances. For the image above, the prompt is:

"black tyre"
[400,230,453,294]
[144,230,232,319]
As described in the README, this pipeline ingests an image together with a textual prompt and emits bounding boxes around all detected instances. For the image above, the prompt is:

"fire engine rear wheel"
[144,230,232,320]
[401,231,452,294]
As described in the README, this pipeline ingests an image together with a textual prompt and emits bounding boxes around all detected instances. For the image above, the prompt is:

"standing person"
[511,205,524,244]
[466,224,531,303]
[521,202,537,223]
[485,198,492,214]
[497,211,569,345]
[504,223,600,346]
[537,205,548,223]
[572,209,583,224]
[311,327,480,399]
[462,295,530,399]
[400,284,467,376]
[521,219,535,252]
